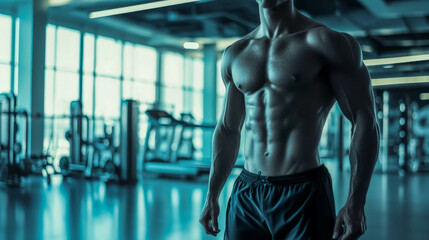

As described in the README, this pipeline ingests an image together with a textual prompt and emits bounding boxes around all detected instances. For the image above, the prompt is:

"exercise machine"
[58,101,93,178]
[0,93,25,186]
[142,109,215,178]
[59,100,138,184]
[0,93,61,186]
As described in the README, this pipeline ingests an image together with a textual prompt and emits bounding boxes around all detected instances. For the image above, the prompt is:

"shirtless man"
[199,0,380,239]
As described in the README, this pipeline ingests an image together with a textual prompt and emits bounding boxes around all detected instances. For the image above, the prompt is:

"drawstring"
[250,171,271,187]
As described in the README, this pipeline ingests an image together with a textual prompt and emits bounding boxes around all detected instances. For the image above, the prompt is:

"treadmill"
[142,110,214,177]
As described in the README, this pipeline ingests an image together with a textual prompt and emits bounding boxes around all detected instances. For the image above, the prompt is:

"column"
[17,0,48,155]
[202,44,218,158]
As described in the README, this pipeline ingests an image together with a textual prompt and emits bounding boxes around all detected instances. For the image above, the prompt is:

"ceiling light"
[383,65,394,69]
[364,53,429,67]
[361,45,374,53]
[90,0,202,19]
[372,76,429,87]
[183,42,200,50]
[49,0,72,6]
[420,93,429,101]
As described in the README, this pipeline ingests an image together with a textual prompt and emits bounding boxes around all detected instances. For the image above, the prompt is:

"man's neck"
[258,1,299,39]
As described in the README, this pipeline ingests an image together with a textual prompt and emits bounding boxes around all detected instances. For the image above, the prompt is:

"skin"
[199,0,380,239]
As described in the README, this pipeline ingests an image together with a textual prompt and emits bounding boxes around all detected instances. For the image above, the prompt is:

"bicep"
[218,79,246,135]
[330,65,376,124]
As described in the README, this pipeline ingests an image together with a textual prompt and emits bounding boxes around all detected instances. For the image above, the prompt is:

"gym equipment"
[0,93,32,186]
[59,100,138,184]
[59,101,92,178]
[91,124,119,175]
[409,103,429,172]
[142,109,215,178]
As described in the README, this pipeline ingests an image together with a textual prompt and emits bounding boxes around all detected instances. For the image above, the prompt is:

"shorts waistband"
[239,164,328,185]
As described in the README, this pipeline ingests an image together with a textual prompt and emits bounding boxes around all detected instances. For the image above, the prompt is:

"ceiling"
[3,0,429,79]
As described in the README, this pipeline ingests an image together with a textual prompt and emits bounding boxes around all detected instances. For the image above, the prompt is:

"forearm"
[347,116,380,207]
[206,125,241,201]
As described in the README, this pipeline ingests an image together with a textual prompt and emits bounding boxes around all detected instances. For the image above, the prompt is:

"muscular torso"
[228,27,336,175]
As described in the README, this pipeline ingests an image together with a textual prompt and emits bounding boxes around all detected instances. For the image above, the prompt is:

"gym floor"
[1,161,428,240]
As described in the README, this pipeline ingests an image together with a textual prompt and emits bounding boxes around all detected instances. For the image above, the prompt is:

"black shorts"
[225,165,336,240]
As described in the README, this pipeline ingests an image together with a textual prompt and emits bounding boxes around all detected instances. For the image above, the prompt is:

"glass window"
[134,45,157,83]
[162,52,184,87]
[44,69,54,116]
[44,25,80,161]
[14,18,19,95]
[0,64,11,93]
[45,24,56,69]
[0,14,12,93]
[96,36,121,78]
[123,42,157,109]
[83,74,94,116]
[54,71,79,114]
[123,79,133,99]
[123,43,134,80]
[132,81,156,104]
[95,77,121,118]
[56,27,80,71]
[193,92,204,121]
[183,89,193,113]
[0,14,12,64]
[193,59,204,91]
[161,52,185,117]
[184,58,193,88]
[192,59,204,121]
[162,87,183,116]
[83,33,95,73]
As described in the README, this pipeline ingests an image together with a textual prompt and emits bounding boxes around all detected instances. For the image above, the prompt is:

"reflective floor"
[1,162,429,240]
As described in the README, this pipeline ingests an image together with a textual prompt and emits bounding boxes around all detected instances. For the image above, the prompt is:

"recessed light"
[183,42,200,50]
[420,93,429,100]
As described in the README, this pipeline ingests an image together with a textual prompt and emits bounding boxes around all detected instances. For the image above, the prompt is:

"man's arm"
[200,48,246,236]
[324,32,381,240]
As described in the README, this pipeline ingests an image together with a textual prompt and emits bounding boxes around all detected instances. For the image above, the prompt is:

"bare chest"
[230,38,324,93]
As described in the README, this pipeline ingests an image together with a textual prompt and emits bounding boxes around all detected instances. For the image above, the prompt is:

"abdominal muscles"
[242,85,331,176]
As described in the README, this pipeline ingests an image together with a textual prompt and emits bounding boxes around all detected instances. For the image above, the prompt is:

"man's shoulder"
[307,27,362,68]
[221,35,254,72]
[220,35,253,82]
[224,35,254,57]
[307,26,356,49]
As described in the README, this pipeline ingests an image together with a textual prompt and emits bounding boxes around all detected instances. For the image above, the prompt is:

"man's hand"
[332,205,367,240]
[200,199,221,236]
